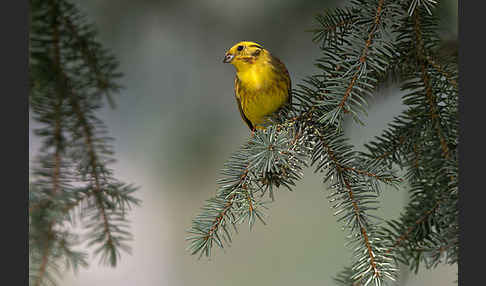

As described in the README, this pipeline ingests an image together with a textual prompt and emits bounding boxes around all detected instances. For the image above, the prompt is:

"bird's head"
[223,41,265,71]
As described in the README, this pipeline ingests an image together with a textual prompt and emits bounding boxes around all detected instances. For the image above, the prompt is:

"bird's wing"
[270,55,292,105]
[234,76,254,130]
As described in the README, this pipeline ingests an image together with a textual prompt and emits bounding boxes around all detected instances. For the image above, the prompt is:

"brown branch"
[385,201,440,254]
[375,135,406,160]
[205,193,237,241]
[29,202,44,214]
[425,55,458,90]
[202,116,307,244]
[342,165,402,183]
[35,2,63,284]
[205,170,249,241]
[421,64,451,160]
[320,17,357,34]
[245,186,254,215]
[339,75,358,113]
[338,0,385,113]
[61,14,110,94]
[34,222,54,286]
[436,243,453,256]
[312,126,402,184]
[411,243,453,257]
[38,1,116,256]
[343,177,380,277]
[53,41,115,250]
[413,11,451,161]
[69,92,114,248]
[315,128,381,278]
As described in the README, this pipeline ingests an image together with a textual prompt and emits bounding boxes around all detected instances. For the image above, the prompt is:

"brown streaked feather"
[269,54,292,106]
[234,76,254,130]
[249,44,263,49]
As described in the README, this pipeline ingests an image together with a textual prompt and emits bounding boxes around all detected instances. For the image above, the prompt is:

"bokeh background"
[29,0,458,285]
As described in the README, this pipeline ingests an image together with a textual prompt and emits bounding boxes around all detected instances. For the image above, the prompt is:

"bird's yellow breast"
[236,63,289,127]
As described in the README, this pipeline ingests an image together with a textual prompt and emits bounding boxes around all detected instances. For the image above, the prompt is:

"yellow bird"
[223,41,291,131]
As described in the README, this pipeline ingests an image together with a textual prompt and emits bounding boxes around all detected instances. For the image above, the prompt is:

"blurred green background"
[29,0,458,285]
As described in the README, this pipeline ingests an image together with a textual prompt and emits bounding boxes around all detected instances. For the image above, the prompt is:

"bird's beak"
[223,53,234,63]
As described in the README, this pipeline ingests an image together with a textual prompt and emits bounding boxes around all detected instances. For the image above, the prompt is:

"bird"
[222,41,291,131]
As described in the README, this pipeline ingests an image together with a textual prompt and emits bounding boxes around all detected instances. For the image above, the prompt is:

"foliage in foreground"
[29,1,140,285]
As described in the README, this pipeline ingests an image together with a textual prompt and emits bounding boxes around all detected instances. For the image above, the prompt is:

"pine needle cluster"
[187,1,458,285]
[29,1,140,285]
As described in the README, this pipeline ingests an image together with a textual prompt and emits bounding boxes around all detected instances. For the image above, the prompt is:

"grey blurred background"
[29,0,458,285]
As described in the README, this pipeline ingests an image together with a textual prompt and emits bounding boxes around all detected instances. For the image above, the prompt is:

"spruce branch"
[359,2,458,276]
[29,0,140,285]
[31,3,65,284]
[340,163,402,184]
[411,10,452,161]
[33,222,54,286]
[424,55,458,90]
[334,267,362,286]
[310,126,399,285]
[187,125,310,258]
[312,7,358,48]
[59,2,120,107]
[338,0,385,112]
[360,110,420,173]
[384,200,440,255]
[66,82,120,265]
[311,0,400,130]
[188,1,457,285]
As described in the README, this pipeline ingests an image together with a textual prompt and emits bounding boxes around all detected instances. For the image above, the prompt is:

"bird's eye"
[237,45,244,51]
